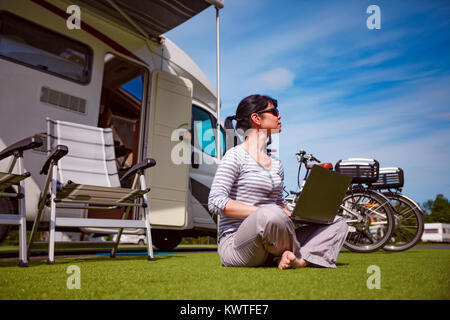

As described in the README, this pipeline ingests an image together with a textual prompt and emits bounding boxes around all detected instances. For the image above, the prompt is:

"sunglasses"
[256,107,279,117]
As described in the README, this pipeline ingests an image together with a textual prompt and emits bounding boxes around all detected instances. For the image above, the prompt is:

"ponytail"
[224,115,242,148]
[224,115,236,130]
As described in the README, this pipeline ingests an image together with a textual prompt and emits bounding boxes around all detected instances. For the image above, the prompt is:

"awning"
[72,0,223,41]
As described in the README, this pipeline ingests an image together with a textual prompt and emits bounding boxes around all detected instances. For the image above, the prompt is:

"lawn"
[0,249,449,300]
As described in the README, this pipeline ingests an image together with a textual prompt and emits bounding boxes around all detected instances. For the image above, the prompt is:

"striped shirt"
[208,144,286,238]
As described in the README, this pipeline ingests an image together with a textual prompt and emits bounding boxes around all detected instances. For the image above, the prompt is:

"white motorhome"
[0,0,225,250]
[421,223,450,243]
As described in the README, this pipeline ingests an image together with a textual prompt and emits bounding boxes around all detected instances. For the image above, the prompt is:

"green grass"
[0,244,218,252]
[0,249,449,300]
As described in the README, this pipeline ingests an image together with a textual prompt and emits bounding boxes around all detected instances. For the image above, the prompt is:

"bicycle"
[334,158,396,253]
[286,152,396,253]
[370,167,425,252]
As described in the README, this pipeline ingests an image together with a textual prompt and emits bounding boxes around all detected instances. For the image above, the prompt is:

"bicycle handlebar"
[296,150,320,164]
[309,155,320,163]
[294,149,323,191]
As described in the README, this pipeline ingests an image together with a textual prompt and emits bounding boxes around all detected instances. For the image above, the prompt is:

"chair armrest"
[40,145,69,175]
[0,135,43,161]
[120,158,156,183]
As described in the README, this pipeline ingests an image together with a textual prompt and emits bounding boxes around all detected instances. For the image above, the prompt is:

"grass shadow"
[335,262,349,267]
[0,253,184,268]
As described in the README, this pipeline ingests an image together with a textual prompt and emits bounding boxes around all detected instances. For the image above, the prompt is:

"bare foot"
[277,251,309,270]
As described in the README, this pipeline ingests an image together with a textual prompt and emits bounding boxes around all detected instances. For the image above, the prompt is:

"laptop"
[290,165,352,224]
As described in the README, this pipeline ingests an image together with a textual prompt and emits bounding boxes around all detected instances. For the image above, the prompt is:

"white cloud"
[253,68,295,91]
[427,112,450,121]
[347,51,400,69]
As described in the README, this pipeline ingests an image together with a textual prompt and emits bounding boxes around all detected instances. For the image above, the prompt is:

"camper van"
[0,0,225,250]
[421,223,450,243]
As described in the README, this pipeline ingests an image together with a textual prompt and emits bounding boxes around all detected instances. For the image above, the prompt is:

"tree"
[422,194,450,223]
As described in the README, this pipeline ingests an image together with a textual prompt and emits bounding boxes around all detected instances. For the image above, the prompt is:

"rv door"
[146,71,193,227]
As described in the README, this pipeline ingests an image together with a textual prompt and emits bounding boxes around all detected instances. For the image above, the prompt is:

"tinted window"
[192,106,225,157]
[0,12,92,83]
[211,115,226,156]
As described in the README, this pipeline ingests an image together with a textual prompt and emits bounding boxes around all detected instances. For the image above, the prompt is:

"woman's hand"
[280,204,292,216]
[223,201,292,218]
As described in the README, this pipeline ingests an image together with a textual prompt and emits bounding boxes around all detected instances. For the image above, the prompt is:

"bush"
[423,194,450,223]
[0,229,44,246]
[180,236,217,245]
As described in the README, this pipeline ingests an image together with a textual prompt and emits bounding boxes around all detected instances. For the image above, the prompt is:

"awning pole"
[215,6,222,160]
[214,4,222,242]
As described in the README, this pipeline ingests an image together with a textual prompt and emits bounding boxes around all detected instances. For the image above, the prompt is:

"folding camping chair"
[0,136,43,267]
[27,118,156,264]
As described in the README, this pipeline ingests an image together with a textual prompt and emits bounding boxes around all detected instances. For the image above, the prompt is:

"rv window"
[211,116,226,156]
[0,12,92,84]
[192,106,225,158]
[424,229,439,234]
[121,75,143,101]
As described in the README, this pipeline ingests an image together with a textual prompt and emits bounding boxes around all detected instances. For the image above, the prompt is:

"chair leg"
[140,174,154,260]
[111,204,133,258]
[47,205,56,265]
[27,171,53,261]
[144,204,154,261]
[110,234,120,258]
[27,204,44,261]
[110,229,121,258]
[18,190,28,267]
[27,193,50,261]
[47,166,57,265]
[16,157,28,267]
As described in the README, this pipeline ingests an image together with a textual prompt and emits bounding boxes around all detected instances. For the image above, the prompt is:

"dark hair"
[224,94,278,131]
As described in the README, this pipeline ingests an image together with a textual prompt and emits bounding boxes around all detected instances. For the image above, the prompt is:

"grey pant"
[218,204,349,268]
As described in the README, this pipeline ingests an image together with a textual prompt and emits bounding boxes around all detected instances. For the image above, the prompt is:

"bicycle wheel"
[382,193,424,252]
[338,189,395,253]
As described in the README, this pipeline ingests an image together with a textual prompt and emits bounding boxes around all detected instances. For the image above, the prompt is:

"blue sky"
[165,0,450,205]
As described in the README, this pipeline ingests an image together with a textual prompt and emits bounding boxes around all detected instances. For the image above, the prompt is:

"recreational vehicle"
[421,223,450,243]
[0,0,225,250]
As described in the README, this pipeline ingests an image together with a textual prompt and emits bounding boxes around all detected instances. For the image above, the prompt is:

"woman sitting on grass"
[208,94,348,269]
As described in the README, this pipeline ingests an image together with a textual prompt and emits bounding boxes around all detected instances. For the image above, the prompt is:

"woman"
[208,94,348,269]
